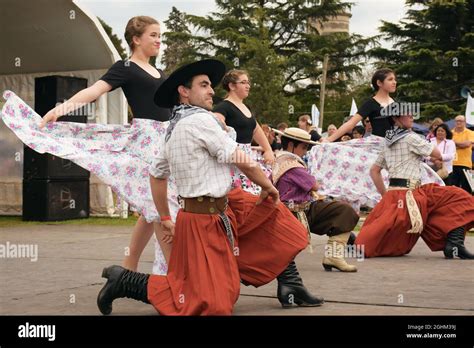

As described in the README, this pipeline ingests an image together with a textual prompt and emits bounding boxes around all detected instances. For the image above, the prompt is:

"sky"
[76,0,408,64]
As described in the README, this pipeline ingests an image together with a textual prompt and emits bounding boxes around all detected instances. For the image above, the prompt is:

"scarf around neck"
[385,126,410,147]
[165,104,221,142]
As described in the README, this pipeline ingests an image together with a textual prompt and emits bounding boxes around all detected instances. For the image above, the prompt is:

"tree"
[98,18,127,60]
[172,0,372,125]
[369,0,474,120]
[161,7,199,75]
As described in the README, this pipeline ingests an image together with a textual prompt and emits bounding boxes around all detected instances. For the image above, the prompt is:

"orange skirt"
[228,188,309,287]
[147,187,308,315]
[356,184,474,257]
[147,208,240,315]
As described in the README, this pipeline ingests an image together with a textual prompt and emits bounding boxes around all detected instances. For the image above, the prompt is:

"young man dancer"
[272,127,360,272]
[355,112,474,259]
[97,60,323,315]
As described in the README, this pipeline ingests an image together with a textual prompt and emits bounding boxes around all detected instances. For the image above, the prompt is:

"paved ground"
[1,224,473,316]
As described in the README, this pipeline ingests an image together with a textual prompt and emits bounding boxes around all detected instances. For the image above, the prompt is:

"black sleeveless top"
[357,97,395,137]
[213,100,257,144]
[100,60,171,121]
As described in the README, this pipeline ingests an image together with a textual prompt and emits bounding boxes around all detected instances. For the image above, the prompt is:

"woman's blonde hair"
[124,16,159,52]
[429,117,444,131]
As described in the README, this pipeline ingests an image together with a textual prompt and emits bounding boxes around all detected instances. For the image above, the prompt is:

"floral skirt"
[230,143,272,195]
[306,136,445,212]
[2,90,177,274]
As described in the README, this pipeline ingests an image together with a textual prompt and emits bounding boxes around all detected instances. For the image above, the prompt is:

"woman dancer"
[325,68,397,142]
[39,16,173,272]
[213,70,274,195]
[213,70,321,307]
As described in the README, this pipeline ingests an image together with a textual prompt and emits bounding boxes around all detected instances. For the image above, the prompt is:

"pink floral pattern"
[307,136,445,212]
[230,143,272,195]
[2,90,178,274]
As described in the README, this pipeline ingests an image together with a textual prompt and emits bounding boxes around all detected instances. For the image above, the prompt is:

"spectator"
[427,124,456,183]
[277,122,288,132]
[327,124,337,137]
[262,124,280,151]
[298,114,321,142]
[341,134,352,142]
[451,115,474,193]
[363,117,372,137]
[426,117,444,141]
[352,125,366,139]
[275,122,288,149]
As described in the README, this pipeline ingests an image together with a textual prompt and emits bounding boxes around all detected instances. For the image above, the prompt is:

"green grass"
[0,215,139,228]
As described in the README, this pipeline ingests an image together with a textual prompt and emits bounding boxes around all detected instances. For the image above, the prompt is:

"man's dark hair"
[172,76,195,105]
[281,136,303,150]
[352,125,366,136]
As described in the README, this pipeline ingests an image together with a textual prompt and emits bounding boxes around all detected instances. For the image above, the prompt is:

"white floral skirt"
[306,136,445,212]
[231,143,272,195]
[2,90,178,274]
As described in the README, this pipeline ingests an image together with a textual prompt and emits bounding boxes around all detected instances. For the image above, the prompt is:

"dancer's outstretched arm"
[40,80,112,127]
[326,114,362,142]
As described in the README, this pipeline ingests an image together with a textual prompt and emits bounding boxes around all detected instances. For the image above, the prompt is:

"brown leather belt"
[180,196,228,214]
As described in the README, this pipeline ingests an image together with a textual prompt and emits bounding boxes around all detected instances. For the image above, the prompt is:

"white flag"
[350,98,358,117]
[350,98,362,125]
[466,94,474,125]
[311,104,320,128]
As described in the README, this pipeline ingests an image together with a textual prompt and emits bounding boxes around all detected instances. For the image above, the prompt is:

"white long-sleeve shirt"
[150,112,238,198]
[429,138,456,173]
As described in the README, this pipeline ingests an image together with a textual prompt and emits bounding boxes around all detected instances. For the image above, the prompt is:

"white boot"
[322,232,357,272]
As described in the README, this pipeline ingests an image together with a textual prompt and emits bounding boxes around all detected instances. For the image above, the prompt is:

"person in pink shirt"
[427,124,456,184]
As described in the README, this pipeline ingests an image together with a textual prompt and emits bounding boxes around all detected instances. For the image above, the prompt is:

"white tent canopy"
[0,0,128,215]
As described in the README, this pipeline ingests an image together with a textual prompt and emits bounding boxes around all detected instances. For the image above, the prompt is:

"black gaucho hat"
[154,59,226,108]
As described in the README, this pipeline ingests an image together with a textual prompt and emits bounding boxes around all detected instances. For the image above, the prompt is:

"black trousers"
[449,165,473,194]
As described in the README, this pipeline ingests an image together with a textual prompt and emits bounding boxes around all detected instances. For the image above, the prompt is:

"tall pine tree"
[370,0,474,120]
[161,7,198,75]
[175,0,372,125]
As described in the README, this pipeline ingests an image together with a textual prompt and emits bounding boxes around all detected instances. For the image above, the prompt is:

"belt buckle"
[407,180,420,190]
[178,196,185,210]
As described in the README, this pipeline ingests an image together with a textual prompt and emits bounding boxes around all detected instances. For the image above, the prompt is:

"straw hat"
[273,127,318,145]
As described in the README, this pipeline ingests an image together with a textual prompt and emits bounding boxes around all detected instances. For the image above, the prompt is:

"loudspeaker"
[35,75,89,119]
[22,179,90,221]
[23,146,90,180]
[27,75,90,180]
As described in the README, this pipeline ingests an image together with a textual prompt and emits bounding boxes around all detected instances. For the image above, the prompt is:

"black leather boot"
[347,231,356,246]
[277,261,324,308]
[444,227,474,259]
[97,265,150,315]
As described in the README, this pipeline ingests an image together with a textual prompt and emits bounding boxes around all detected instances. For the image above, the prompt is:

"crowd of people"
[1,15,473,316]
